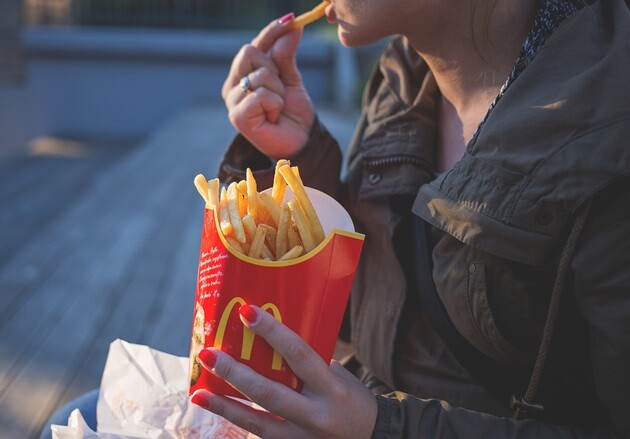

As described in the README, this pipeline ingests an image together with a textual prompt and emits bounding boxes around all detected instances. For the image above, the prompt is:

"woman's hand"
[222,15,316,159]
[191,304,378,438]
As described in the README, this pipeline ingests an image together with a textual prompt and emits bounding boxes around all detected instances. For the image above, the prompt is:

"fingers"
[252,15,303,86]
[251,13,298,53]
[248,67,286,97]
[225,66,286,111]
[269,28,303,87]
[197,349,314,425]
[228,87,284,127]
[223,13,300,100]
[239,305,333,394]
[224,16,302,98]
[222,44,279,101]
[192,389,295,438]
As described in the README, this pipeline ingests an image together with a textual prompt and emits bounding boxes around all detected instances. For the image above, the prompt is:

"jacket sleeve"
[372,179,630,439]
[217,116,343,199]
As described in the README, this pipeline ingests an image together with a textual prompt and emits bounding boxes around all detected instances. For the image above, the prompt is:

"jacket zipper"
[364,154,428,169]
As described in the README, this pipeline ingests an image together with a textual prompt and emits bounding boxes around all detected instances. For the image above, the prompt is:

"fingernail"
[278,12,295,24]
[198,348,217,369]
[191,392,210,408]
[239,304,258,324]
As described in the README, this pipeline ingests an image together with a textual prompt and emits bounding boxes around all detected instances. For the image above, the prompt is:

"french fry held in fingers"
[293,1,330,28]
[193,162,327,261]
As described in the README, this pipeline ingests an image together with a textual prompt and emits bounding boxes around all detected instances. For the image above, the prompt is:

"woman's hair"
[469,0,590,66]
[469,0,502,66]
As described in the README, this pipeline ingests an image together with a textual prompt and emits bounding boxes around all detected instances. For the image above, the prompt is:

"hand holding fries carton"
[189,163,364,399]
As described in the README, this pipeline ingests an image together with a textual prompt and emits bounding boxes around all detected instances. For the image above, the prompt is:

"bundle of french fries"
[194,161,326,262]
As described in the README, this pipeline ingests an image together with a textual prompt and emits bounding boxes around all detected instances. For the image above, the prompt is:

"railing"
[24,0,321,29]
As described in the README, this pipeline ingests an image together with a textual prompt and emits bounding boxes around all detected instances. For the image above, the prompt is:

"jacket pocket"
[463,262,529,364]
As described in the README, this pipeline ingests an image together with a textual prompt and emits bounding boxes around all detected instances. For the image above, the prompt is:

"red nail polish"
[239,304,258,324]
[191,392,210,408]
[199,349,217,369]
[278,12,295,24]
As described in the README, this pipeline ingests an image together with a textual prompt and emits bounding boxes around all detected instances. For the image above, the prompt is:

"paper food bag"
[188,187,364,399]
[52,339,258,439]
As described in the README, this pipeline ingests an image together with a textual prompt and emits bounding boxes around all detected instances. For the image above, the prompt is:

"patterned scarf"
[470,0,580,146]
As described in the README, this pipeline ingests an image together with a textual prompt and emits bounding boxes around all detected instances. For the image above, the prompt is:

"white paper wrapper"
[51,339,258,439]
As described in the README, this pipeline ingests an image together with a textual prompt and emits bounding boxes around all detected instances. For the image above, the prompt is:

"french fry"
[276,203,290,258]
[259,192,282,227]
[288,199,316,252]
[243,215,275,258]
[255,200,273,227]
[260,224,278,256]
[237,180,247,194]
[278,245,304,261]
[194,174,210,204]
[261,245,275,261]
[287,227,302,250]
[246,168,258,217]
[195,161,330,262]
[237,180,248,217]
[248,224,267,259]
[272,159,289,203]
[291,166,302,184]
[293,1,329,28]
[279,164,326,244]
[227,182,247,243]
[225,237,244,253]
[219,187,233,236]
[242,215,257,240]
[207,178,220,207]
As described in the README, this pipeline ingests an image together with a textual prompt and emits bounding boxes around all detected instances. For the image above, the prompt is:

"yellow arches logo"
[214,297,283,370]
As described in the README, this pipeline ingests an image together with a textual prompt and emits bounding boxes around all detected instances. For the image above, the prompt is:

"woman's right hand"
[222,14,315,159]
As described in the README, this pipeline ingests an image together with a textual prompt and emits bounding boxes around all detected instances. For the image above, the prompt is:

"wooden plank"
[0,107,236,437]
[59,187,202,404]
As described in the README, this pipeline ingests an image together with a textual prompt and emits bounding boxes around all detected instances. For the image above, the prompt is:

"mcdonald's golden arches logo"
[214,297,283,370]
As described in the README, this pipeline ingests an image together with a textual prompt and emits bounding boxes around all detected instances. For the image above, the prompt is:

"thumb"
[271,28,304,87]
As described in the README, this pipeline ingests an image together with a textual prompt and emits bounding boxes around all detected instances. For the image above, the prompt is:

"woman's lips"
[325,3,336,23]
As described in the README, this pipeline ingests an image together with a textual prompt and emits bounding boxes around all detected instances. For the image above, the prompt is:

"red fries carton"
[188,187,364,399]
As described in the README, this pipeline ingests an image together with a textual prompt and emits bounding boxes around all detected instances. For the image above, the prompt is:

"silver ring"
[239,75,252,94]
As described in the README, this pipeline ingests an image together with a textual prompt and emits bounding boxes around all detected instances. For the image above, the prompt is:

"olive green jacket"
[218,0,630,436]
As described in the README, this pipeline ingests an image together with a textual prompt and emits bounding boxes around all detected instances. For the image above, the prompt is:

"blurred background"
[0,1,384,437]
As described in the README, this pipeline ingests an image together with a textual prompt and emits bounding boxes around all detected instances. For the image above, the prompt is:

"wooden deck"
[0,105,357,438]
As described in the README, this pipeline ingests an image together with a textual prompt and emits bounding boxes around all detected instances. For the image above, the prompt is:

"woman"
[40,0,629,437]
[197,0,630,436]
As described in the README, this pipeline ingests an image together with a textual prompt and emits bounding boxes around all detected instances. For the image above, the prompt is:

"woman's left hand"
[190,304,378,438]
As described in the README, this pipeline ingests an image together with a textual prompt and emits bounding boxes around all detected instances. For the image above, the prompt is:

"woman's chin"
[337,26,382,48]
[337,29,363,48]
